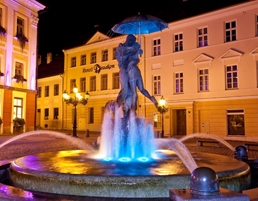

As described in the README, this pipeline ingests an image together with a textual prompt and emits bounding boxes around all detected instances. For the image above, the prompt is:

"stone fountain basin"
[9,150,250,198]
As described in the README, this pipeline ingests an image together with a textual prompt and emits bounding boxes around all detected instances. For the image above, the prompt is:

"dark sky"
[36,0,248,56]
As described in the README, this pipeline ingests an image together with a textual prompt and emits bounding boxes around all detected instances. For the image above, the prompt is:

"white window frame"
[71,57,76,67]
[90,76,96,91]
[80,54,86,66]
[198,69,209,92]
[174,33,183,52]
[112,72,119,89]
[91,52,97,64]
[175,72,183,94]
[153,75,161,95]
[198,27,208,47]
[225,65,238,89]
[225,20,236,42]
[101,74,108,90]
[153,38,161,56]
[80,77,86,92]
[101,49,108,62]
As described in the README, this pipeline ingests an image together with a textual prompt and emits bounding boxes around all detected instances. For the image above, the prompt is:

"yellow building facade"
[0,0,45,134]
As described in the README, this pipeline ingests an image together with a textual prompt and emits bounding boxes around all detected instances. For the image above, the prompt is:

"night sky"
[36,0,248,56]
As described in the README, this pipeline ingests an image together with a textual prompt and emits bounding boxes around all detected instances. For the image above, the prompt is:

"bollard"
[234,146,248,161]
[85,129,90,137]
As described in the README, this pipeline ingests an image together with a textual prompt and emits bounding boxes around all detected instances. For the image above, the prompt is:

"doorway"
[176,109,186,135]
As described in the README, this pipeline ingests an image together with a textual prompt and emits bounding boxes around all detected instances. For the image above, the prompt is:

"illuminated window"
[112,72,119,89]
[80,54,86,65]
[174,33,183,52]
[153,113,161,128]
[80,77,86,92]
[198,27,208,47]
[227,110,245,135]
[226,65,238,89]
[15,62,23,76]
[16,17,24,35]
[101,49,108,61]
[153,39,161,56]
[44,86,49,97]
[90,76,96,91]
[198,69,209,91]
[54,84,59,96]
[13,98,23,119]
[91,52,97,64]
[175,72,183,93]
[71,57,76,67]
[225,21,236,42]
[70,79,76,93]
[153,75,161,95]
[101,74,108,90]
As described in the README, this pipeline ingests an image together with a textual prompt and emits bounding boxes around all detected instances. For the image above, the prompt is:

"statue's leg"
[135,70,158,108]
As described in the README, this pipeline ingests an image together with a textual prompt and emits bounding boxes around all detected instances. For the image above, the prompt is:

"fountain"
[0,34,252,200]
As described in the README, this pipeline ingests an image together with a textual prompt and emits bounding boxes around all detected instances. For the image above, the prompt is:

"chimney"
[47,52,52,64]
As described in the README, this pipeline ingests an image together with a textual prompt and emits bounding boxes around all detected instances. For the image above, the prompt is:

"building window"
[90,76,96,91]
[45,86,49,97]
[38,87,42,98]
[113,48,117,60]
[16,17,24,35]
[198,27,208,47]
[15,61,23,76]
[198,69,209,91]
[70,79,76,93]
[53,108,59,119]
[71,57,76,67]
[101,74,108,90]
[226,65,238,89]
[80,77,86,92]
[153,39,161,56]
[80,54,86,65]
[102,49,108,62]
[44,108,49,120]
[153,113,161,128]
[89,107,94,124]
[153,75,161,95]
[227,110,245,135]
[54,84,59,96]
[91,52,97,64]
[175,72,183,93]
[225,21,236,42]
[13,98,23,119]
[174,33,183,52]
[112,72,119,89]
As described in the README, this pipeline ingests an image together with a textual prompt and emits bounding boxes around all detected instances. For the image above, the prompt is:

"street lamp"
[158,95,168,138]
[63,85,90,137]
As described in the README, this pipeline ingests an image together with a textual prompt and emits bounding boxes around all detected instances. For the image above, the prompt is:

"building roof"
[37,53,64,79]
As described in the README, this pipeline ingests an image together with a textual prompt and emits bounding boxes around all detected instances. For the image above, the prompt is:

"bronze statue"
[116,34,158,116]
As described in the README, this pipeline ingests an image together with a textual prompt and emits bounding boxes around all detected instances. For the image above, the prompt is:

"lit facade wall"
[144,0,258,137]
[0,0,45,134]
[37,75,63,130]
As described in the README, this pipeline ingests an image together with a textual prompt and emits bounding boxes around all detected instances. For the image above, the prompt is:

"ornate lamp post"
[158,95,168,138]
[63,86,89,137]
